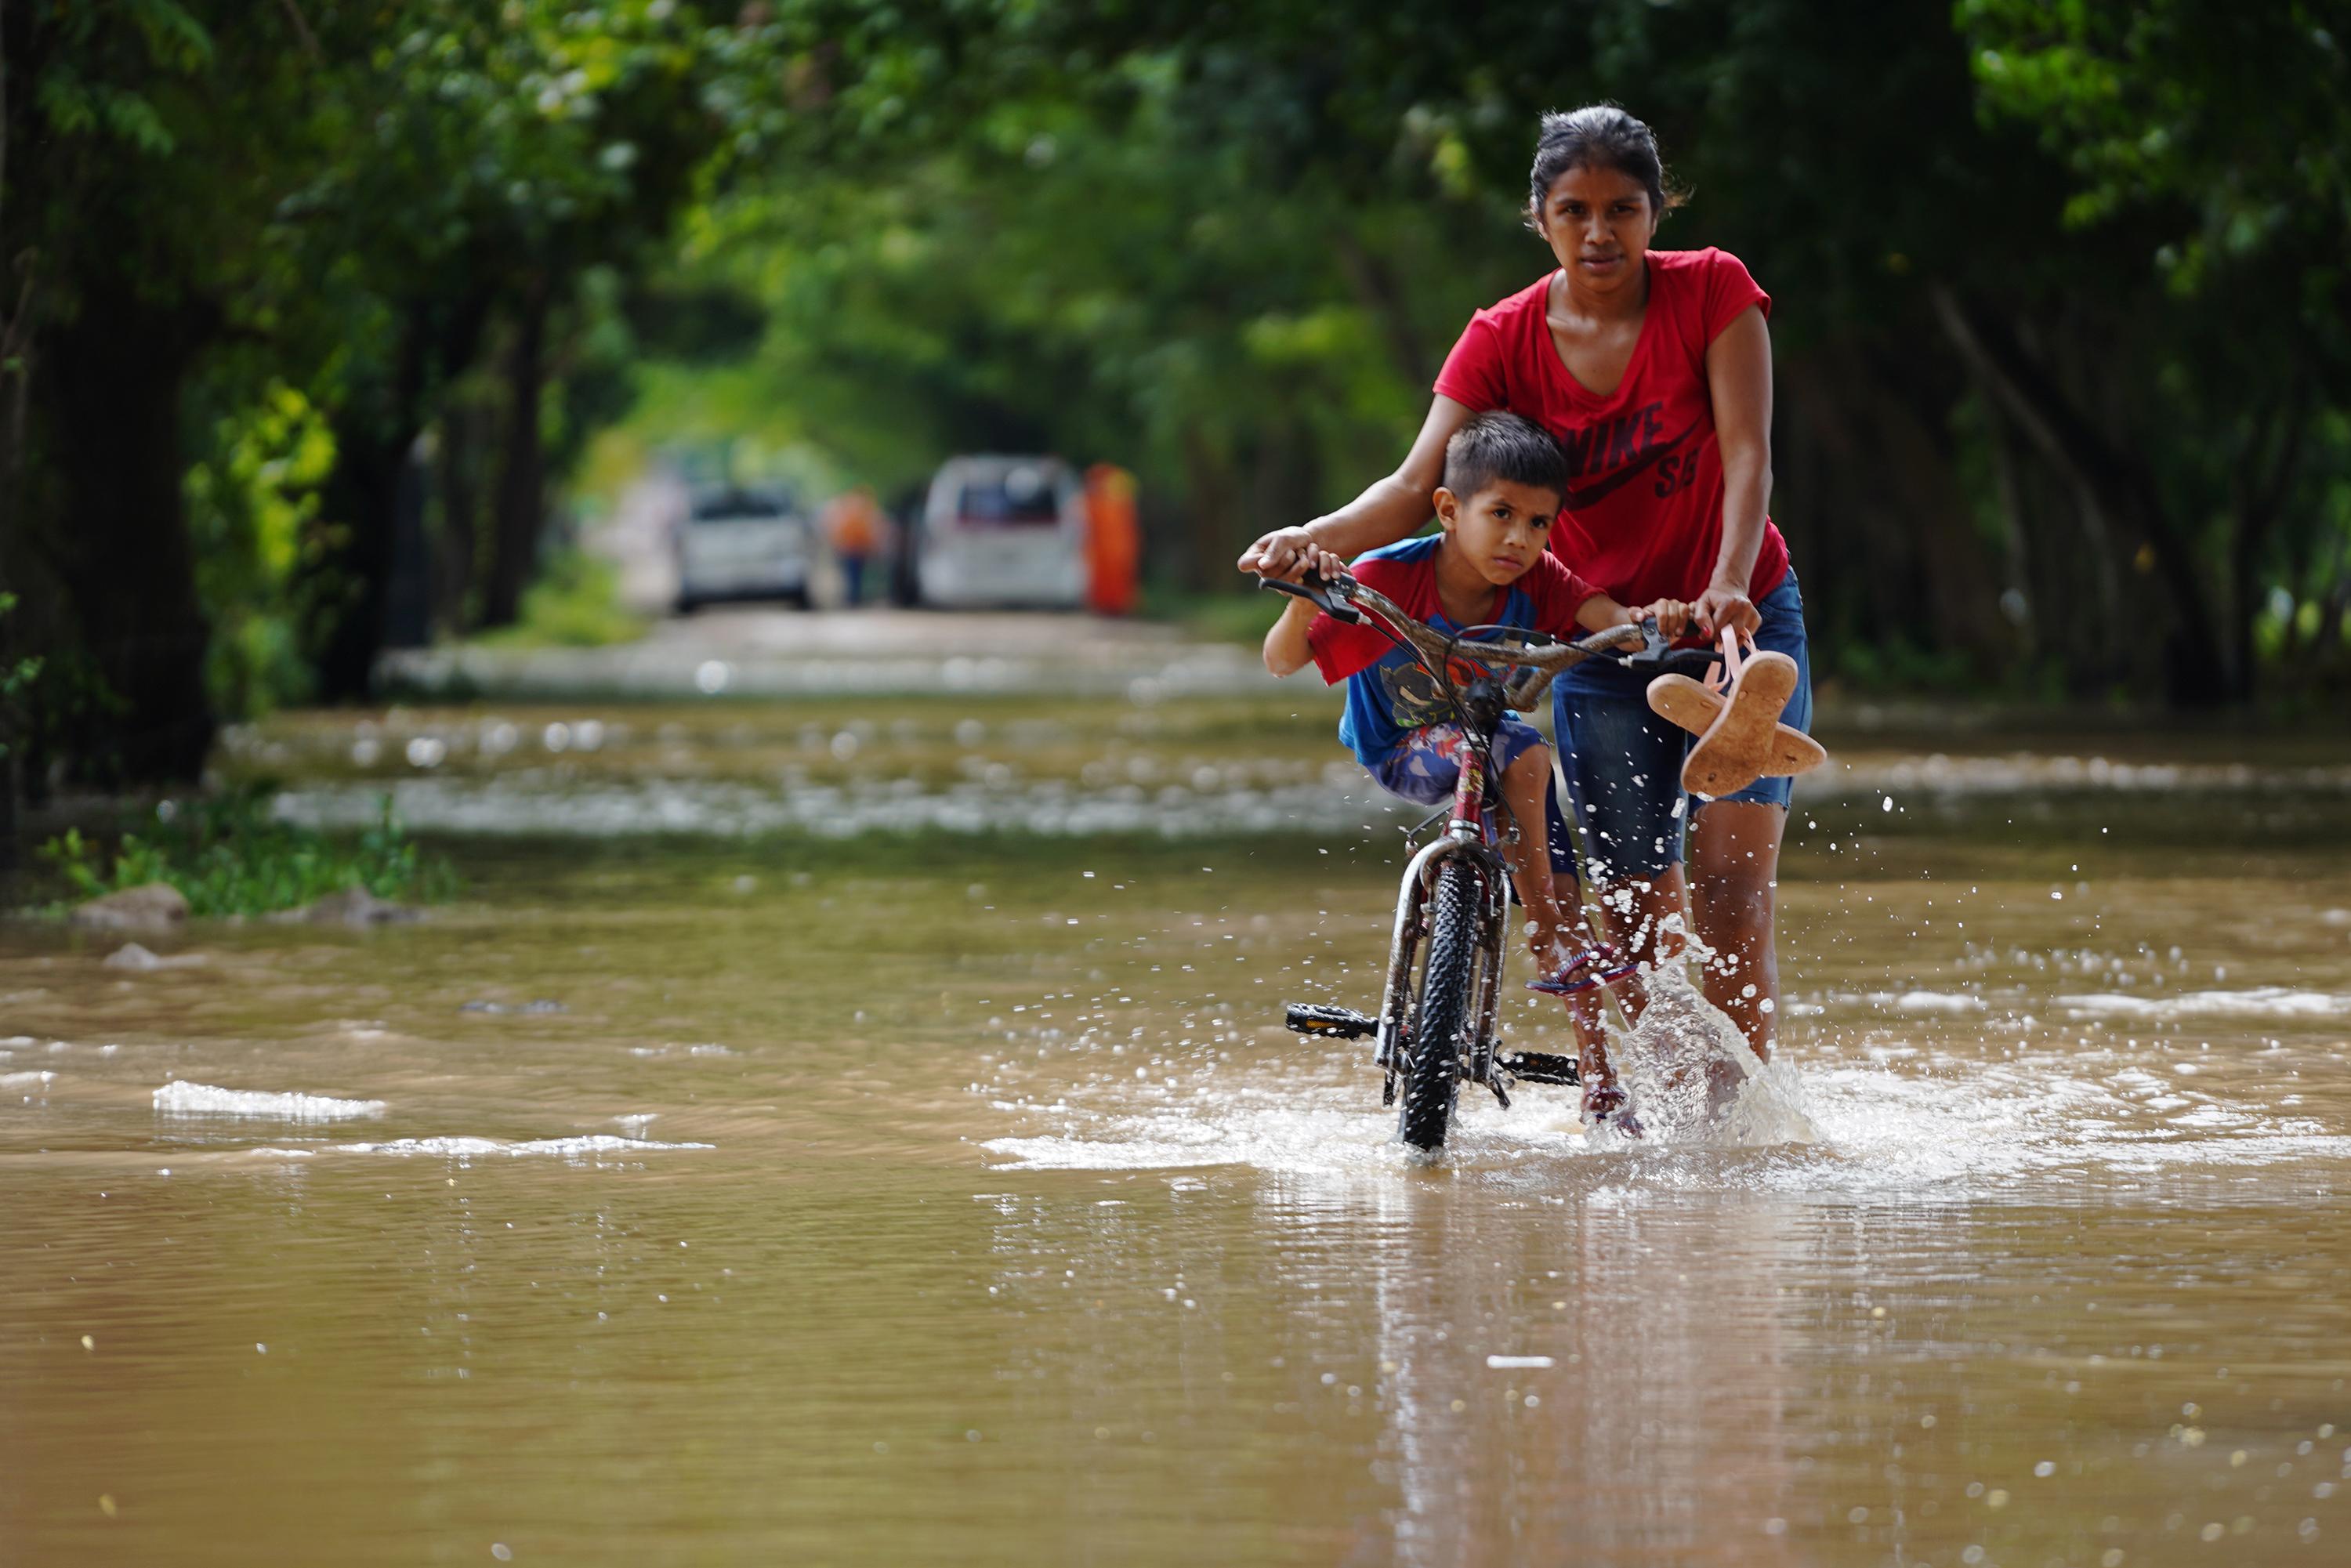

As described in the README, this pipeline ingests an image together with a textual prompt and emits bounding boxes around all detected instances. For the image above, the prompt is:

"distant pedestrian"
[823,486,886,607]
[1083,464,1140,616]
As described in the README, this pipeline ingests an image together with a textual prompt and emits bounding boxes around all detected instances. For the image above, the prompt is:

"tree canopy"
[2,0,2344,808]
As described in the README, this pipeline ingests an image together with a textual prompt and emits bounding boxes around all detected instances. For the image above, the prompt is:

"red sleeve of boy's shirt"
[1522,552,1606,636]
[1305,555,1424,684]
[1306,609,1388,684]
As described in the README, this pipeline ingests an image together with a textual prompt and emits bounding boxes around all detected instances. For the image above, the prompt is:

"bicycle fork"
[1372,831,1514,1106]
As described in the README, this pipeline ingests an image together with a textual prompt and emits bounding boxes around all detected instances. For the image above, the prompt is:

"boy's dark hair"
[1443,411,1569,504]
[1524,104,1687,231]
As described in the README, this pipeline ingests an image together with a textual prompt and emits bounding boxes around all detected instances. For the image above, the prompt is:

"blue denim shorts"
[1371,718,1578,881]
[1551,570,1813,884]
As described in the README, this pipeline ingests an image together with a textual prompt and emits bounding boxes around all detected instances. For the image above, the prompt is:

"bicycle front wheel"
[1399,856,1483,1150]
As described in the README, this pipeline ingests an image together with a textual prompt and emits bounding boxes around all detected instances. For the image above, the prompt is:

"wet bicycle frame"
[1261,570,1673,1149]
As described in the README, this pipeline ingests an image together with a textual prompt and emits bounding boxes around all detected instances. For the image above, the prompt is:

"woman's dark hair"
[1443,411,1570,503]
[1525,104,1686,232]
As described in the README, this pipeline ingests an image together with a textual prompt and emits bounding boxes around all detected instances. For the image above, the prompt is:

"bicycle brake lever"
[1614,616,1715,679]
[1257,568,1360,623]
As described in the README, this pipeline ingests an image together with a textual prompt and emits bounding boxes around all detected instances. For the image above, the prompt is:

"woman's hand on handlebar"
[1238,526,1320,580]
[1694,583,1761,640]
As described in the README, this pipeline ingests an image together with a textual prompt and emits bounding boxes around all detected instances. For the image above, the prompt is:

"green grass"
[40,787,459,918]
[1154,587,1281,650]
[468,550,645,650]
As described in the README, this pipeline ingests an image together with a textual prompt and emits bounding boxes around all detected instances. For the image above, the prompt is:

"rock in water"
[103,942,164,970]
[71,883,189,932]
[303,886,422,926]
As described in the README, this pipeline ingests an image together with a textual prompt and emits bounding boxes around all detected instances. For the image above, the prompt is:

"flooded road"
[6,687,2351,1564]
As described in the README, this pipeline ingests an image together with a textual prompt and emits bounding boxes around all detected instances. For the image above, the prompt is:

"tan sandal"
[1650,628,1820,798]
[1646,672,1825,778]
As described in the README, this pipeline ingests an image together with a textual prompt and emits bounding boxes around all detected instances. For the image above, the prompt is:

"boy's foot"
[1669,648,1805,798]
[1527,942,1639,998]
[1645,672,1825,777]
[1580,1081,1644,1139]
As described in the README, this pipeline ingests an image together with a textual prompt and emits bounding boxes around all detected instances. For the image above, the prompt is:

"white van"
[673,485,816,611]
[910,455,1086,610]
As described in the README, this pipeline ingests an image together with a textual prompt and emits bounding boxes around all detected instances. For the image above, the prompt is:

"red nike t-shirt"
[1432,247,1788,610]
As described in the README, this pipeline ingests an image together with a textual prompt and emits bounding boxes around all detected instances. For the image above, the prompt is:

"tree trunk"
[1929,284,2232,704]
[44,288,216,781]
[307,415,414,701]
[303,306,434,701]
[433,399,484,636]
[480,280,550,630]
[302,288,491,697]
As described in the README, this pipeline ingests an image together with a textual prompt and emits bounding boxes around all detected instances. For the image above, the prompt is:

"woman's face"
[1535,162,1658,294]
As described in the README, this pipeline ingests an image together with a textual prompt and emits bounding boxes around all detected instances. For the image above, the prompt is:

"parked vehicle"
[904,456,1087,610]
[674,485,814,611]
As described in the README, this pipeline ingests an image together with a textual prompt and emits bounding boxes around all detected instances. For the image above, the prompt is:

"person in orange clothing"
[821,485,885,607]
[1082,463,1140,616]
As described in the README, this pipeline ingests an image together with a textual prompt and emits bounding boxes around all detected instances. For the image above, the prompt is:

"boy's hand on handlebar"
[1274,544,1349,588]
[1239,525,1317,579]
[1634,598,1697,640]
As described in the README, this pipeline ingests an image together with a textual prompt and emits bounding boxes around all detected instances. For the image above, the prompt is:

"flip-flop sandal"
[1526,942,1639,997]
[1670,628,1803,798]
[1646,672,1825,777]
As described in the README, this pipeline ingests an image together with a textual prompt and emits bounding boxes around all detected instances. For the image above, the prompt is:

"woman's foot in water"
[1577,1035,1644,1139]
[1580,1081,1644,1139]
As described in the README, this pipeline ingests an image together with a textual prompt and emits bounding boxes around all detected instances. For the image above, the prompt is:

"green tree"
[1952,0,2351,698]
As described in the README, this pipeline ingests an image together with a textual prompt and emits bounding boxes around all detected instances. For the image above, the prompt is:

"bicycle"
[1259,569,1715,1152]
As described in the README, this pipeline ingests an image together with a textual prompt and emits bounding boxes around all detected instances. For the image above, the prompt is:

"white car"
[674,487,814,611]
[909,456,1086,610]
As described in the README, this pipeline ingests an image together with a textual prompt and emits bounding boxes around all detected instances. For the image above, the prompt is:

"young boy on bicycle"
[1260,411,1688,1128]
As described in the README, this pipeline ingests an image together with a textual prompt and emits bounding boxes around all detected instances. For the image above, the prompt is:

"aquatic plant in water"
[40,786,458,918]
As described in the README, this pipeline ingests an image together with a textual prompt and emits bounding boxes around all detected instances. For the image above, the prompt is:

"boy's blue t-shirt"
[1306,536,1602,771]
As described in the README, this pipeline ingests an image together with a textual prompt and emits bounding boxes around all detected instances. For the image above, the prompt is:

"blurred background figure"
[1083,463,1140,617]
[822,485,888,608]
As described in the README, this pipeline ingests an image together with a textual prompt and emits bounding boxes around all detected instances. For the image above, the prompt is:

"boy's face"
[1435,479,1562,586]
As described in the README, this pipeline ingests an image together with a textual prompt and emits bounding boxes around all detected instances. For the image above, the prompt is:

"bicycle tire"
[1399,857,1480,1150]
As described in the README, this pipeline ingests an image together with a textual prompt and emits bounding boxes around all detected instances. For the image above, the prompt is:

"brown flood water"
[5,701,2351,1565]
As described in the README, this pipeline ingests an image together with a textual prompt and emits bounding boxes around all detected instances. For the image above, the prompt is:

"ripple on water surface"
[154,1081,387,1120]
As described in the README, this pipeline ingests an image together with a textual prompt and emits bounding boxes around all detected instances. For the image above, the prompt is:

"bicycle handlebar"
[1258,569,1650,708]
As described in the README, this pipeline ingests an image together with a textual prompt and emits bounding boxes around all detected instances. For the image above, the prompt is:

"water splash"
[1597,957,1818,1150]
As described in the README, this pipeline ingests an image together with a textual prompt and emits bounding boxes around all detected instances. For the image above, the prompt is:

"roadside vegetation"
[40,788,457,919]
[3,0,2346,867]
[465,551,646,651]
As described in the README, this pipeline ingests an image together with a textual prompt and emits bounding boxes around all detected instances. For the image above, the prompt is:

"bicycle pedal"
[1284,1003,1377,1040]
[1495,1050,1581,1086]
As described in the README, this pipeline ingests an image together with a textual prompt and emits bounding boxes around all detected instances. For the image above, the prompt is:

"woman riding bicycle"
[1241,103,1809,1060]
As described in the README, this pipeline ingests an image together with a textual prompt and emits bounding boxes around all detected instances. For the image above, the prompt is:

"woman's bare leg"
[1589,864,1689,1012]
[1684,800,1788,1060]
